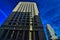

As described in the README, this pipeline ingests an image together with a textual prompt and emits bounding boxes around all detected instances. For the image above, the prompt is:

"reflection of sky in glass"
[0,0,60,40]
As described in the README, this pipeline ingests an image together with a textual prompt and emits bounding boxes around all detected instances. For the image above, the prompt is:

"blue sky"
[0,0,60,40]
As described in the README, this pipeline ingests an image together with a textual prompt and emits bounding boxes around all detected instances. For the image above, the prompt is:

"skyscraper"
[0,2,46,40]
[46,24,60,40]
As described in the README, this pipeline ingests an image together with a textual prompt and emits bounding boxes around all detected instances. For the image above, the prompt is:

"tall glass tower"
[0,2,46,40]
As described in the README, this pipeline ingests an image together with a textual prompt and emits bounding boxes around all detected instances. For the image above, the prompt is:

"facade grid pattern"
[0,2,46,40]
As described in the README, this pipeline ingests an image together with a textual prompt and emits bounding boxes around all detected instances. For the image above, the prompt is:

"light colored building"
[46,24,60,40]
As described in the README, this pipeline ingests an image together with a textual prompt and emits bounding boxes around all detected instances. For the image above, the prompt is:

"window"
[10,19,13,21]
[34,23,37,26]
[14,20,17,22]
[26,23,29,25]
[13,22,16,25]
[26,20,29,22]
[22,23,25,25]
[19,17,22,19]
[18,22,21,25]
[26,18,29,19]
[8,22,11,25]
[22,20,25,22]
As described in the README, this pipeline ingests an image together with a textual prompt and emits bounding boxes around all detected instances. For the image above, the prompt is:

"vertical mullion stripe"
[29,31,32,40]
[18,4,22,12]
[10,30,15,40]
[28,4,29,12]
[23,4,26,12]
[19,4,23,12]
[24,4,26,12]
[31,4,33,17]
[26,4,27,12]
[21,4,24,12]
[30,4,31,12]
[27,4,29,12]
[3,30,10,40]
[22,31,25,40]
[0,30,4,38]
[22,4,25,19]
[26,4,28,20]
[38,31,42,40]
[15,31,19,40]
[22,4,25,12]
[33,31,36,40]
[21,4,24,21]
[35,31,39,40]
[21,4,25,12]
[33,4,35,15]
[27,4,28,12]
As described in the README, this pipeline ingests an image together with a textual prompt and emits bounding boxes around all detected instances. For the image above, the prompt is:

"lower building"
[46,24,60,40]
